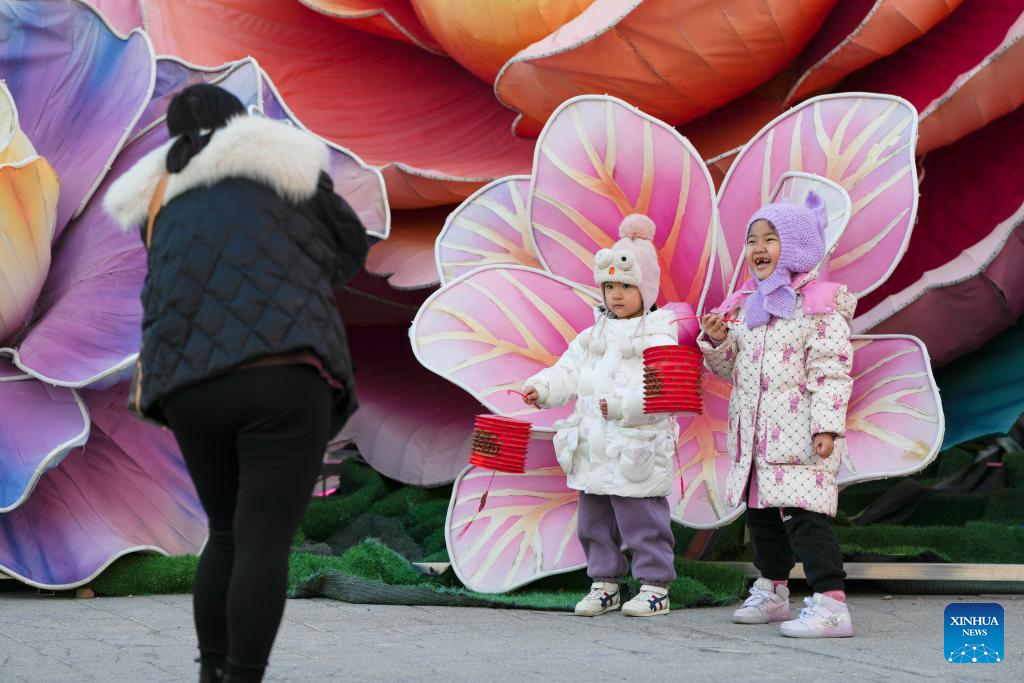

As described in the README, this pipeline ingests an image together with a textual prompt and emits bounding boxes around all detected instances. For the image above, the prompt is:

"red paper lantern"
[642,345,704,415]
[469,414,530,473]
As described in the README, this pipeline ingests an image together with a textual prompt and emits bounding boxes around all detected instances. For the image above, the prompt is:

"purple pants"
[577,493,676,586]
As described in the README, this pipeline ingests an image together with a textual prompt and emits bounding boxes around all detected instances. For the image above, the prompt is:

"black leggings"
[163,365,332,677]
[746,506,846,593]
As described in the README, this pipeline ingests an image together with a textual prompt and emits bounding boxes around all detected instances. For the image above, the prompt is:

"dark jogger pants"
[745,506,846,593]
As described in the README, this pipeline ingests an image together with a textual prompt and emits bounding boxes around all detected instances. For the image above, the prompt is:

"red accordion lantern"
[469,415,531,473]
[642,345,704,415]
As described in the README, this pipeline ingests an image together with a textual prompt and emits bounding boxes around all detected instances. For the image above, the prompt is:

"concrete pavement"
[0,589,1021,681]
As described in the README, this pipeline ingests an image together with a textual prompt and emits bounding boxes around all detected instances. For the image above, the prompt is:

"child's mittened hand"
[813,433,834,458]
[700,314,728,342]
[522,386,539,406]
[600,399,608,419]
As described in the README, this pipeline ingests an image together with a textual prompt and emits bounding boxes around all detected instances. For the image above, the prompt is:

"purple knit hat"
[743,192,827,328]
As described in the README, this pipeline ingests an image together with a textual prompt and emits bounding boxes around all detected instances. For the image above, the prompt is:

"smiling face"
[603,282,644,319]
[746,219,782,280]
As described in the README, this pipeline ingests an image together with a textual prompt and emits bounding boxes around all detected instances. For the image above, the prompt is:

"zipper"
[734,421,742,463]
[747,324,769,465]
[763,418,771,464]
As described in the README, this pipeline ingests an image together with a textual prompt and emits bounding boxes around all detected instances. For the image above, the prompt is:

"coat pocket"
[817,435,844,475]
[552,416,581,475]
[617,427,659,484]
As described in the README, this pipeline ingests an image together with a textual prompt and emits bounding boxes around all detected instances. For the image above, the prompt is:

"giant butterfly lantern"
[412,93,943,593]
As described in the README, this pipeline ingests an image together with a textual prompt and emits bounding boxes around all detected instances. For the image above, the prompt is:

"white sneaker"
[780,594,854,638]
[622,585,670,617]
[732,578,791,624]
[574,581,621,616]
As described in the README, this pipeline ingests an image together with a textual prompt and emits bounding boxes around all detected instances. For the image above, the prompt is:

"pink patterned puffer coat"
[698,277,855,516]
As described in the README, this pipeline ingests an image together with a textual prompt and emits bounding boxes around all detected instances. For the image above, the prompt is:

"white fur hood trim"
[103,116,330,230]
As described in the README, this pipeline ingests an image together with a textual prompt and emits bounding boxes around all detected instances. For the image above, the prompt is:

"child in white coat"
[699,192,855,638]
[522,215,679,617]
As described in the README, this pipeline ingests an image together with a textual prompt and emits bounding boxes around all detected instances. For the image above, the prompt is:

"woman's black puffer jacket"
[104,115,368,430]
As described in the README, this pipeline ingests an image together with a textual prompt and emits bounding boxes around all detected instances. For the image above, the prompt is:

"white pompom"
[619,213,656,241]
[632,339,646,357]
[620,341,636,359]
[577,332,592,348]
[589,338,607,356]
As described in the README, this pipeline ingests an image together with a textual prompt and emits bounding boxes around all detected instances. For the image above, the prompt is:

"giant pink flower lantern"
[411,94,944,592]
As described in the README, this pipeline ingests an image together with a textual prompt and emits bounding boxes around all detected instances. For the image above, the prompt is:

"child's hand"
[522,386,539,406]
[700,314,728,343]
[813,433,834,458]
[600,399,608,420]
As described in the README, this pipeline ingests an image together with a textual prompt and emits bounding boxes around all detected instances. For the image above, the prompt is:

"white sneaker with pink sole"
[732,578,791,624]
[780,593,854,638]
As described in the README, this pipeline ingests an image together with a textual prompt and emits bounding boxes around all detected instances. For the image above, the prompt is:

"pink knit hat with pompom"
[594,214,661,311]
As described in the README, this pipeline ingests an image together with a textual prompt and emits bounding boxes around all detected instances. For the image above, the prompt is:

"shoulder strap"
[145,176,170,249]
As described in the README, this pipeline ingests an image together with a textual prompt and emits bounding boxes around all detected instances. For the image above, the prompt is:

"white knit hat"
[594,214,661,311]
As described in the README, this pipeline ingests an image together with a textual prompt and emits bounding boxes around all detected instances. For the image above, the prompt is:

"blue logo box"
[945,603,1004,663]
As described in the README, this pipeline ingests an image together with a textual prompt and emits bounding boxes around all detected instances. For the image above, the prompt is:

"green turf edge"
[88,541,748,610]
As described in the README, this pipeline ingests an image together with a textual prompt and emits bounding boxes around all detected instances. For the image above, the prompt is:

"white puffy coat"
[524,308,679,498]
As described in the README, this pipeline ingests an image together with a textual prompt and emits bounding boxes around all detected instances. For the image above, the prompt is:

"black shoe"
[196,656,224,683]
[222,662,266,683]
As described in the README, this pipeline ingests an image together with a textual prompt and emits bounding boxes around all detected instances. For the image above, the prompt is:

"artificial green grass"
[91,552,359,596]
[299,460,450,551]
[90,554,199,596]
[331,539,424,585]
[837,522,1024,564]
[1004,451,1024,486]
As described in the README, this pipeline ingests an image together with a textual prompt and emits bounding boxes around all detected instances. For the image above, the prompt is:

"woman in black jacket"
[104,84,369,683]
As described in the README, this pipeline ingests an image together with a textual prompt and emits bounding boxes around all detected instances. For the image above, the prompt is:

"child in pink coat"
[699,193,855,638]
